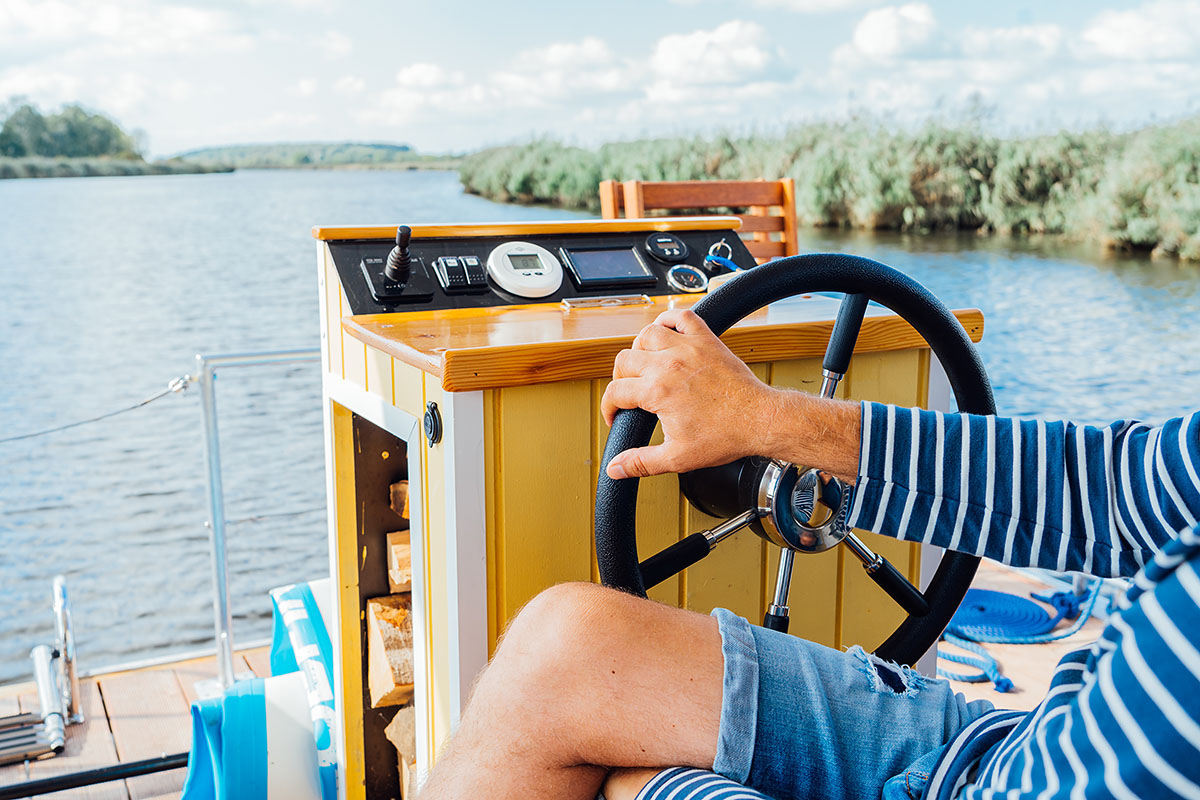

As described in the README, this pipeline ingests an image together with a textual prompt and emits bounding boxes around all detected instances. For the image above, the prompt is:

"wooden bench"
[599,178,799,264]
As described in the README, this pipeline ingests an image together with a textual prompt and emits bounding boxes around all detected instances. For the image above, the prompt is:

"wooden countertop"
[342,294,984,392]
[312,216,741,242]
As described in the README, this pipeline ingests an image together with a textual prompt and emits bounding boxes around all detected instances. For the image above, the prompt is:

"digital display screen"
[565,248,654,285]
[509,253,543,272]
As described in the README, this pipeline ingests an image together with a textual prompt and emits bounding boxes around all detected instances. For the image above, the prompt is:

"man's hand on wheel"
[601,308,863,482]
[601,309,784,479]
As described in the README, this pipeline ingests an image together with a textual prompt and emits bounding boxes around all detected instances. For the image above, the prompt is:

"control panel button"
[644,232,689,264]
[461,255,488,287]
[433,256,485,293]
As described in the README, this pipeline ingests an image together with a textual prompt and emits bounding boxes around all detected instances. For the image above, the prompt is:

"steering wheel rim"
[594,253,996,665]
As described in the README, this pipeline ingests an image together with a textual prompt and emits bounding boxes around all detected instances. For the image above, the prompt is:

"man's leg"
[417,582,724,800]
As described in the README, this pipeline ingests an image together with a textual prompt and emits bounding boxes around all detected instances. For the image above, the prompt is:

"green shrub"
[458,115,1200,260]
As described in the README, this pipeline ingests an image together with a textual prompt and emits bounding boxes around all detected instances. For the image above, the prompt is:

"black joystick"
[385,225,413,283]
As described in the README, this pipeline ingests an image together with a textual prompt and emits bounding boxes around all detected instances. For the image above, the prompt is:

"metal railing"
[195,348,321,689]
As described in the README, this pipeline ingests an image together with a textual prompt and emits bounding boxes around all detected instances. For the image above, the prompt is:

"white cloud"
[291,78,318,97]
[0,0,253,56]
[334,75,366,94]
[0,66,81,106]
[752,0,878,11]
[394,63,465,90]
[515,37,613,70]
[849,3,936,59]
[319,31,353,60]
[1078,0,1200,60]
[962,24,1062,60]
[651,20,776,86]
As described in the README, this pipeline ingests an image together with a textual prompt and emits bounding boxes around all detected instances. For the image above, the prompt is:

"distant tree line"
[0,100,143,159]
[459,115,1200,260]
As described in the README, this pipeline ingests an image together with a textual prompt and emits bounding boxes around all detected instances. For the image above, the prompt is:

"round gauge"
[666,264,709,293]
[486,241,564,298]
[644,232,689,264]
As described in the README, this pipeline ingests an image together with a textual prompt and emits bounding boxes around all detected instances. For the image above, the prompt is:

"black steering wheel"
[594,254,995,665]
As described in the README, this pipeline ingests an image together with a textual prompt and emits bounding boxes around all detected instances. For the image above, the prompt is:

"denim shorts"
[639,609,997,800]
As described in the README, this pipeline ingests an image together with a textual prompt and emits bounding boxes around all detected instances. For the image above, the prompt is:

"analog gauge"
[666,264,709,293]
[644,232,689,264]
[486,241,564,298]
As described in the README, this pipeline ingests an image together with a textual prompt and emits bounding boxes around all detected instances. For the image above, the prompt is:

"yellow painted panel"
[394,359,425,418]
[683,501,767,622]
[364,346,392,401]
[330,402,365,800]
[495,380,594,622]
[421,378,451,760]
[838,348,927,652]
[483,390,501,656]
[341,290,367,390]
[589,378,682,605]
[322,248,344,380]
[766,357,843,646]
[684,365,770,621]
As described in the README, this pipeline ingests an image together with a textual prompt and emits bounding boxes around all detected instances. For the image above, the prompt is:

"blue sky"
[2,0,1198,156]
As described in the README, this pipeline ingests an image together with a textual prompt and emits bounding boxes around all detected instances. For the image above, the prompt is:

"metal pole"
[197,356,236,689]
[52,576,81,723]
[194,349,320,691]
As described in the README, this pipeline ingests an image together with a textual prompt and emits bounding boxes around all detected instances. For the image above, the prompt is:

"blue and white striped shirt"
[846,403,1200,799]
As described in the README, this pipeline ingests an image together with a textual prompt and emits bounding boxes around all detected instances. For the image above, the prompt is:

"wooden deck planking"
[242,648,272,679]
[24,682,127,800]
[0,647,267,800]
[98,670,192,799]
[940,561,1107,711]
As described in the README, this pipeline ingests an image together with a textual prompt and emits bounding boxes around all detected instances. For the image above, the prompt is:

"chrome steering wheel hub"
[755,461,852,553]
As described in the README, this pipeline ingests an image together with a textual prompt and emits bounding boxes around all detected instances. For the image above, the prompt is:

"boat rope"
[0,375,192,445]
[936,580,1103,692]
[937,632,1013,692]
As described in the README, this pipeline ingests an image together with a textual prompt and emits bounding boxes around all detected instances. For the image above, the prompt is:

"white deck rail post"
[195,348,320,691]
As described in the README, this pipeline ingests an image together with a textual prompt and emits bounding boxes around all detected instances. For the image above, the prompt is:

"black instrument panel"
[327,227,756,315]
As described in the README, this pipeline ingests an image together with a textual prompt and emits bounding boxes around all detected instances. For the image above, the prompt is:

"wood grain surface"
[342,293,984,392]
[312,215,741,241]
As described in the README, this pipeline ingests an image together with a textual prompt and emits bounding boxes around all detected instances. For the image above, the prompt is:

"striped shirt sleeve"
[845,403,1200,578]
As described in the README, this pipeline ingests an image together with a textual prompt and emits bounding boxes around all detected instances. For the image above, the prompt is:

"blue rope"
[937,633,1013,692]
[936,580,1102,692]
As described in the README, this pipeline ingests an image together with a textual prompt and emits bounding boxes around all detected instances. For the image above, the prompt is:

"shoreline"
[0,158,235,180]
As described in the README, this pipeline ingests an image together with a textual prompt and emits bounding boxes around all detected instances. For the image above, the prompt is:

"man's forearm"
[758,390,862,483]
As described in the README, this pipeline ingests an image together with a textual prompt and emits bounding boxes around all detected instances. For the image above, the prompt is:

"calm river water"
[1,169,1198,683]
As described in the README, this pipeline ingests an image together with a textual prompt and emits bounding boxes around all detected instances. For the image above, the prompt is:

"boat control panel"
[326,223,757,315]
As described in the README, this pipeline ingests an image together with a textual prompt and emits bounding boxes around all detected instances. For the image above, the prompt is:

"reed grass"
[458,117,1200,259]
[0,157,233,180]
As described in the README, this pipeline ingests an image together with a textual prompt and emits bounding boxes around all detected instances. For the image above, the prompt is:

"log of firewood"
[390,480,410,520]
[387,531,412,594]
[368,594,414,707]
[384,705,417,798]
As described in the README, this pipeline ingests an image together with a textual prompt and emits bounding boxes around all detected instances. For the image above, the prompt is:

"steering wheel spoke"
[637,509,758,590]
[842,533,931,617]
[820,292,869,397]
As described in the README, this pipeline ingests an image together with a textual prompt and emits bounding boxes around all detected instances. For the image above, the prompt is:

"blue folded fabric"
[182,579,336,800]
[180,679,267,800]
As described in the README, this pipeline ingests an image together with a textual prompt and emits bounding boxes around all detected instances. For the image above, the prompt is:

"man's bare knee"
[490,582,635,680]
